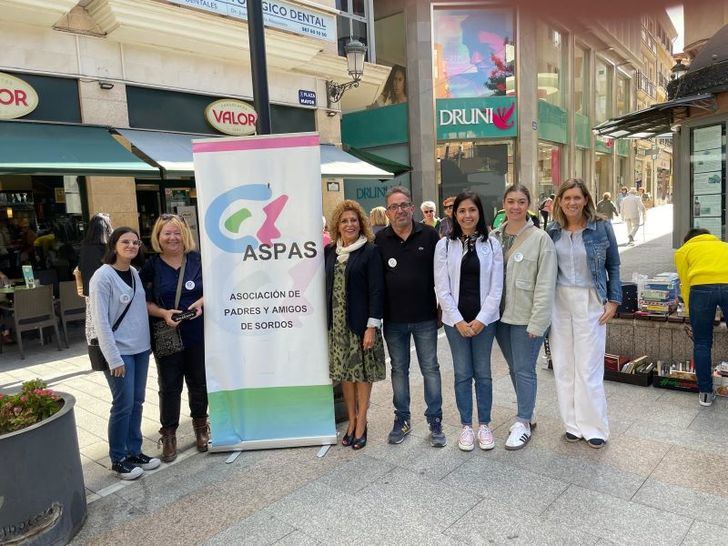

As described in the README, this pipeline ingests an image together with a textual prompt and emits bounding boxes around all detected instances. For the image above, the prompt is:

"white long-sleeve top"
[434,236,503,327]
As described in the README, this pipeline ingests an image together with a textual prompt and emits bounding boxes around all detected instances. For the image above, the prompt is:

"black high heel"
[341,431,355,447]
[352,426,368,450]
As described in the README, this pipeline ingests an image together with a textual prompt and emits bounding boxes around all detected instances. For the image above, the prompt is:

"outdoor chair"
[2,284,63,359]
[57,280,86,348]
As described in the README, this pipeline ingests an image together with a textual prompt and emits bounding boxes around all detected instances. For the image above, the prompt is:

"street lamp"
[671,59,688,80]
[326,39,368,106]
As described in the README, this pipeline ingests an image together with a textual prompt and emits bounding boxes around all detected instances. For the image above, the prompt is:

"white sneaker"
[699,392,716,407]
[477,424,495,450]
[505,421,531,451]
[458,425,475,451]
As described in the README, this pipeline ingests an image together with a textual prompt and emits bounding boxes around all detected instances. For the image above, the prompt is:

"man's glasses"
[386,203,413,212]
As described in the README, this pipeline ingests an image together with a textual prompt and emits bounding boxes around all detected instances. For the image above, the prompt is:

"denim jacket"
[546,219,622,304]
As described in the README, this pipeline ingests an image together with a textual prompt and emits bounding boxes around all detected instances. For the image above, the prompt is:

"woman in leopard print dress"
[325,200,385,450]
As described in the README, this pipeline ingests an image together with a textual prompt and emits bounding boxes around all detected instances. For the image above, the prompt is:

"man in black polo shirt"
[375,186,445,447]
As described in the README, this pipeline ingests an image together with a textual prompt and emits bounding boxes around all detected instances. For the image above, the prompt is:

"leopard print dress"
[328,261,385,383]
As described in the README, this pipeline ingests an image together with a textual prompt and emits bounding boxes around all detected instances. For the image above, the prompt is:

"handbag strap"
[111,273,136,332]
[173,255,187,310]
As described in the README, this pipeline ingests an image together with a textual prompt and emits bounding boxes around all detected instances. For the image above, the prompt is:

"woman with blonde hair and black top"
[140,214,206,462]
[546,179,621,449]
[492,184,557,450]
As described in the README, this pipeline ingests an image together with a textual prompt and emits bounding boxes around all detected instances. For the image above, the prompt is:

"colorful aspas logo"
[205,184,317,260]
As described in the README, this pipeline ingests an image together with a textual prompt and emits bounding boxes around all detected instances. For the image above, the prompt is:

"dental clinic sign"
[167,0,335,42]
[436,97,518,140]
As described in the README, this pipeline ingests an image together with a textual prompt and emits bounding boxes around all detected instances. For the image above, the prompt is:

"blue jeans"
[383,320,442,423]
[496,322,543,422]
[104,351,150,463]
[444,323,496,425]
[689,284,728,393]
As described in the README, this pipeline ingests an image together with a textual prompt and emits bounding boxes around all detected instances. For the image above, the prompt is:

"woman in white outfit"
[546,179,622,449]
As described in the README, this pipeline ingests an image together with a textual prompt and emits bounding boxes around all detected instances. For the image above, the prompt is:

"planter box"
[0,393,87,545]
[652,375,700,393]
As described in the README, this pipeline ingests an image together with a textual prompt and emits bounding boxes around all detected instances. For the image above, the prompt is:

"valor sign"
[205,99,257,136]
[0,72,38,120]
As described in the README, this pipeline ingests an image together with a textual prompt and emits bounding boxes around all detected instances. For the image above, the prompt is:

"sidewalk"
[4,323,728,544]
[613,204,676,279]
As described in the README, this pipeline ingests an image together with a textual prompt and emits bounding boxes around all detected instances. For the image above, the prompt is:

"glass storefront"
[436,140,515,225]
[616,76,630,117]
[595,152,613,198]
[574,45,589,116]
[432,7,515,99]
[575,147,588,181]
[537,141,562,200]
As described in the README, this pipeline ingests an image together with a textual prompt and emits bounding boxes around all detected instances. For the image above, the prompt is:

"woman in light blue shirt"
[90,227,158,480]
[546,179,621,449]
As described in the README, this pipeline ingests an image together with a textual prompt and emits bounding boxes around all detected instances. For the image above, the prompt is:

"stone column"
[404,0,436,206]
[78,80,141,231]
[516,10,538,198]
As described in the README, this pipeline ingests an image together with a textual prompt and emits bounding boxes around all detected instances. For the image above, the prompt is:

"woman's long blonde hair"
[552,178,599,227]
[329,200,374,245]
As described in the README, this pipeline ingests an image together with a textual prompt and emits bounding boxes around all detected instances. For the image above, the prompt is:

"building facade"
[339,1,649,222]
[0,0,394,278]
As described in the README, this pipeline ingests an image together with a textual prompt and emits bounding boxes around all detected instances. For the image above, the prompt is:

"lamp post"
[248,0,271,134]
[667,59,688,100]
[326,40,367,109]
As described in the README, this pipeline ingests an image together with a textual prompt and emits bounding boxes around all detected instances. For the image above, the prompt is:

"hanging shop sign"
[436,97,518,140]
[0,72,38,120]
[168,0,335,42]
[205,99,257,136]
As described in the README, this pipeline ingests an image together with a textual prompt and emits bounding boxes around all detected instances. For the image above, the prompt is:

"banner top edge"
[192,132,320,154]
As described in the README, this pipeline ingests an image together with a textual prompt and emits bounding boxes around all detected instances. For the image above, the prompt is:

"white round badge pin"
[388,258,397,268]
[185,280,195,290]
[513,252,524,263]
[120,293,131,304]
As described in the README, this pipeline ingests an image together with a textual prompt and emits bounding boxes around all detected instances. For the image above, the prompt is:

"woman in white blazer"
[434,191,503,452]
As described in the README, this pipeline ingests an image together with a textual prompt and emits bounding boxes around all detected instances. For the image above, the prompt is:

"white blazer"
[434,235,504,327]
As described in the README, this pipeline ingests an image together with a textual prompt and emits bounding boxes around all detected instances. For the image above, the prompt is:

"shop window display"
[433,7,515,99]
[536,23,567,107]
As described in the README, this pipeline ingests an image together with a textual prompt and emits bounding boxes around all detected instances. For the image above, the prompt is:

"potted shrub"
[0,380,86,544]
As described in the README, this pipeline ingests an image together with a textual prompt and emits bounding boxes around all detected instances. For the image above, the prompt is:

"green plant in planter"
[0,379,63,434]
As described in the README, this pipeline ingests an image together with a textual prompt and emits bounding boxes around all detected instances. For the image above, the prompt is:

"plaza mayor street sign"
[436,96,518,140]
[205,99,257,136]
[0,72,38,120]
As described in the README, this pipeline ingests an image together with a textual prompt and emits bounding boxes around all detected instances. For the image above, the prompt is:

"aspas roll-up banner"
[192,132,336,450]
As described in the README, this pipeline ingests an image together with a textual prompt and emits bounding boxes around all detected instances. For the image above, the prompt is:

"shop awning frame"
[115,129,395,180]
[0,121,160,177]
[345,147,411,176]
[593,93,717,139]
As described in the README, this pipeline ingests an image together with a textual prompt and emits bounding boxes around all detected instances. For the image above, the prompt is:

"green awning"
[0,121,160,177]
[346,147,411,176]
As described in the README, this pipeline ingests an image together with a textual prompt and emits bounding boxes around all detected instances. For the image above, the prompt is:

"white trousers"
[625,216,640,239]
[550,286,609,440]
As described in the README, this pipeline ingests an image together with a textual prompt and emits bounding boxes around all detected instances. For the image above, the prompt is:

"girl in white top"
[434,191,503,452]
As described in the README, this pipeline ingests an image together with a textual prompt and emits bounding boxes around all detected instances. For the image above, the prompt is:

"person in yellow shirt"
[674,228,728,407]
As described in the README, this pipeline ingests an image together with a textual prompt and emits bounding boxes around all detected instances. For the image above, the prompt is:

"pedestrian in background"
[546,179,621,449]
[420,200,440,230]
[77,213,113,345]
[438,196,455,238]
[375,186,445,447]
[539,194,554,228]
[619,188,646,244]
[90,227,158,480]
[141,214,206,463]
[435,191,502,451]
[674,228,728,407]
[492,185,557,450]
[615,186,628,211]
[596,192,619,221]
[325,200,385,450]
[369,206,389,235]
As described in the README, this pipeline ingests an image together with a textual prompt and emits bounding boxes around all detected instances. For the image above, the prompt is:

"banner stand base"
[209,434,337,453]
[225,451,242,464]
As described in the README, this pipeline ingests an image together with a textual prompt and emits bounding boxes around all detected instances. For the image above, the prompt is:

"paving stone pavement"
[5,204,727,545]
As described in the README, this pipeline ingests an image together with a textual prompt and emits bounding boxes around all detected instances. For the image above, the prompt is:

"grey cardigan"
[90,264,151,369]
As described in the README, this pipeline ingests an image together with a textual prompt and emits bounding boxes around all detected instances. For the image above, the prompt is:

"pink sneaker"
[477,424,495,450]
[458,425,475,451]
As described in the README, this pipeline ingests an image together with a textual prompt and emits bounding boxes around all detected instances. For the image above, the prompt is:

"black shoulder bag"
[88,274,136,372]
[150,255,186,360]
